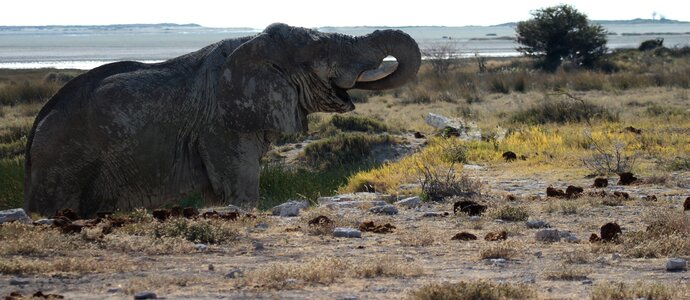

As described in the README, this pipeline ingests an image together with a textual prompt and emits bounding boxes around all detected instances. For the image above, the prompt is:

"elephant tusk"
[356,61,399,83]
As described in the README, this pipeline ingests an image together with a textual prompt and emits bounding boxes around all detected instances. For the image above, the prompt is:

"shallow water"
[1,23,688,69]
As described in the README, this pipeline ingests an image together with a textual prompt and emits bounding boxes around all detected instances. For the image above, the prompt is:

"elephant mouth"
[331,82,355,112]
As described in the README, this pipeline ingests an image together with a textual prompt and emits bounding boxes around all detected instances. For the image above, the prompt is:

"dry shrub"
[398,227,436,247]
[243,256,422,289]
[0,256,137,275]
[154,218,239,244]
[590,282,680,300]
[479,241,521,259]
[102,234,195,255]
[123,274,214,295]
[486,205,529,221]
[561,250,592,264]
[0,223,87,255]
[410,280,536,300]
[544,264,591,280]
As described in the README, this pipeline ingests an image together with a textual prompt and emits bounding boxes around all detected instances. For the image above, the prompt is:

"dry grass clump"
[398,227,436,247]
[122,274,220,295]
[153,218,239,244]
[590,281,681,300]
[593,210,690,258]
[486,205,529,221]
[544,264,591,281]
[561,250,592,264]
[242,256,422,289]
[410,280,536,300]
[0,256,137,275]
[0,223,87,255]
[479,241,521,259]
[102,234,195,255]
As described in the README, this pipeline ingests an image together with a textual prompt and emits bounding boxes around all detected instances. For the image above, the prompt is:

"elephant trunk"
[354,30,421,90]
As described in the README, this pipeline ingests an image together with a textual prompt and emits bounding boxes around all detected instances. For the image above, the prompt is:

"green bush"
[330,115,388,133]
[302,133,396,170]
[0,159,24,210]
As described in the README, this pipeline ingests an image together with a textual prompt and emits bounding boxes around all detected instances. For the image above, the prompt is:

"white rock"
[368,205,398,215]
[424,113,481,140]
[326,201,386,209]
[535,229,561,243]
[0,208,31,224]
[225,269,243,278]
[271,200,309,217]
[33,218,54,226]
[666,258,687,272]
[611,253,622,262]
[395,196,421,209]
[194,244,208,251]
[333,227,361,238]
[526,220,549,229]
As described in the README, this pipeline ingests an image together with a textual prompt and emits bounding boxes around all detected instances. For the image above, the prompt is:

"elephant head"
[218,23,421,134]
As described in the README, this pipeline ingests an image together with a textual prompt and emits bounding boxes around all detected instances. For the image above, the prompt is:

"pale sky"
[2,0,688,28]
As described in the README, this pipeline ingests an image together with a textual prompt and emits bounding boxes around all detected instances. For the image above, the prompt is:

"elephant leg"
[198,131,269,208]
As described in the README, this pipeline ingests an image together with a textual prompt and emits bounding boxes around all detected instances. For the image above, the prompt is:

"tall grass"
[0,158,24,210]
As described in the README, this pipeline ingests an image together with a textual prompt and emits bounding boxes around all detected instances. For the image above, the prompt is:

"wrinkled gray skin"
[24,23,421,217]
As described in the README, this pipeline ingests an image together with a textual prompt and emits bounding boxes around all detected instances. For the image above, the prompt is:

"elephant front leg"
[198,131,267,208]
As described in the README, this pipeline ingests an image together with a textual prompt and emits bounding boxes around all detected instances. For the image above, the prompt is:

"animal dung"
[502,151,517,162]
[453,200,487,216]
[618,172,637,185]
[451,232,477,241]
[565,185,584,198]
[600,222,622,242]
[546,187,567,198]
[484,230,508,241]
[358,221,396,234]
[684,197,690,211]
[308,215,333,226]
[593,177,608,188]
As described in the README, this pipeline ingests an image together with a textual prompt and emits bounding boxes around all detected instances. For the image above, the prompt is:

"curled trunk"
[354,30,421,90]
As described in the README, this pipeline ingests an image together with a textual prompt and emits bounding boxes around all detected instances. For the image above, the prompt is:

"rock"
[562,233,580,243]
[33,218,54,226]
[225,269,243,278]
[359,221,395,234]
[326,200,386,209]
[107,288,122,293]
[133,291,157,299]
[581,279,593,285]
[9,278,30,285]
[593,178,609,188]
[526,220,550,229]
[601,222,622,242]
[453,200,487,216]
[487,258,507,267]
[253,241,265,251]
[340,296,358,300]
[194,244,208,251]
[451,232,477,241]
[535,229,561,243]
[333,227,362,238]
[565,185,584,198]
[424,113,480,140]
[618,172,637,185]
[684,197,690,211]
[494,219,505,224]
[546,187,566,198]
[484,230,507,241]
[534,251,543,258]
[208,264,215,271]
[611,253,622,262]
[226,204,245,213]
[395,196,421,209]
[666,258,687,272]
[255,223,269,230]
[502,151,517,162]
[368,205,398,215]
[272,200,309,217]
[0,208,32,224]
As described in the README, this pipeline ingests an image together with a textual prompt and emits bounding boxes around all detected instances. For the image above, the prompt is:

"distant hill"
[0,23,204,31]
[497,18,689,27]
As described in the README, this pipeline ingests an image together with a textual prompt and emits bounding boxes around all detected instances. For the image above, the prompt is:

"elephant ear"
[218,33,306,134]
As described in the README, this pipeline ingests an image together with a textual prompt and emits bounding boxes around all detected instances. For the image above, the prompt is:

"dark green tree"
[516,5,608,71]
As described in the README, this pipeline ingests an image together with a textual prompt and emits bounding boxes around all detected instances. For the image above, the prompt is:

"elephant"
[24,23,421,217]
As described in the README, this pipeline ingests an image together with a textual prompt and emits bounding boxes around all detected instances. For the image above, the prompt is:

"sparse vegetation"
[590,282,679,300]
[410,280,536,300]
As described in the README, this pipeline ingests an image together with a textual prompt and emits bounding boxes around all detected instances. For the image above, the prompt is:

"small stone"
[563,234,580,243]
[582,279,593,285]
[107,288,121,293]
[208,264,215,271]
[194,244,208,251]
[271,200,309,217]
[494,219,505,223]
[253,241,264,251]
[9,278,30,285]
[333,227,362,238]
[133,291,157,299]
[611,253,622,262]
[526,220,550,229]
[0,208,32,224]
[535,229,561,243]
[489,258,507,267]
[255,223,269,230]
[226,204,244,213]
[225,268,243,278]
[368,205,398,215]
[395,196,421,209]
[422,212,448,218]
[534,251,543,258]
[372,286,387,292]
[33,218,54,226]
[666,258,687,272]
